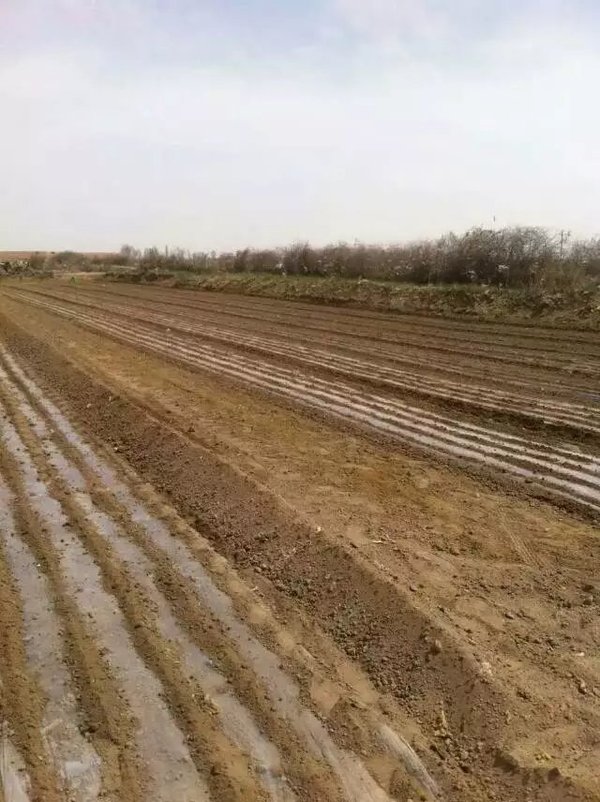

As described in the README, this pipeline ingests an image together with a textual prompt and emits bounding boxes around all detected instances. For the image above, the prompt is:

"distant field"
[107,268,600,328]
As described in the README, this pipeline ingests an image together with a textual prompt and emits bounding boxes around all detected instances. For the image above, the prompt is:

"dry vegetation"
[116,227,600,291]
[0,250,115,278]
[4,228,600,324]
[109,227,600,326]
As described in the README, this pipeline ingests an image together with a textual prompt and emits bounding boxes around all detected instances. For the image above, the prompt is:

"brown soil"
[5,282,600,516]
[0,532,62,802]
[0,281,599,801]
[109,269,600,329]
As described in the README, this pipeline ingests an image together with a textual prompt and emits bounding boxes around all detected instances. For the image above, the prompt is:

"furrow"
[0,499,63,802]
[15,288,600,432]
[35,305,600,482]
[8,291,600,463]
[0,294,584,466]
[6,318,599,476]
[0,363,294,802]
[26,283,596,397]
[59,280,600,345]
[0,478,103,802]
[0,718,31,802]
[0,355,423,802]
[66,282,600,378]
[53,284,600,372]
[0,400,211,802]
[4,294,600,514]
[0,447,142,800]
[1,347,442,802]
[9,288,600,450]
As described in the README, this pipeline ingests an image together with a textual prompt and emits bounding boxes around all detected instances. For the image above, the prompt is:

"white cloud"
[331,0,450,41]
[0,1,598,250]
[0,52,92,101]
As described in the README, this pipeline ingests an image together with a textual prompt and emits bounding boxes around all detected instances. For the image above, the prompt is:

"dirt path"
[0,281,599,801]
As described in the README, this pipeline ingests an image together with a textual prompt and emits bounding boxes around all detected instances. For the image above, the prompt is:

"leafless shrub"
[121,226,600,291]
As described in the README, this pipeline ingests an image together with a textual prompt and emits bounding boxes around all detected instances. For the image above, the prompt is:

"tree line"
[12,227,598,292]
[116,227,600,292]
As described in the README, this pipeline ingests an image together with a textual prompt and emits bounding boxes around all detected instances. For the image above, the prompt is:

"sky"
[0,0,599,252]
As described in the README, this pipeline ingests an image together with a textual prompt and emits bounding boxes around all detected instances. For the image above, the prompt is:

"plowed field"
[0,280,599,802]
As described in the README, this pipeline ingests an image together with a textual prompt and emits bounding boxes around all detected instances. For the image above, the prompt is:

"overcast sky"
[1,0,599,252]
